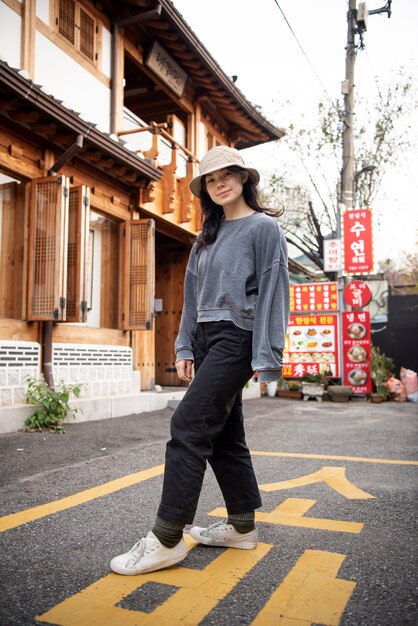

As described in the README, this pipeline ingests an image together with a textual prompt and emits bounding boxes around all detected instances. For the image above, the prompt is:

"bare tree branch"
[264,70,417,271]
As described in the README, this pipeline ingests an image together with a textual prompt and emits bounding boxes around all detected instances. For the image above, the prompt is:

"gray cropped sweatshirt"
[175,211,290,382]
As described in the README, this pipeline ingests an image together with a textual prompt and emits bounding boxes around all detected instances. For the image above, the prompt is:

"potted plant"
[327,381,353,403]
[370,346,394,402]
[301,373,327,401]
[266,380,279,397]
[370,384,392,403]
[277,379,302,399]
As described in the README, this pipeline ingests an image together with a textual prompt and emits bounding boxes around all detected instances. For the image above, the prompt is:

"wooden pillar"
[132,328,155,390]
[21,0,36,79]
[110,24,125,135]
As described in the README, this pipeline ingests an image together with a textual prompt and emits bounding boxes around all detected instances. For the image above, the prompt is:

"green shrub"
[301,372,327,386]
[371,345,394,392]
[376,385,391,400]
[24,377,83,433]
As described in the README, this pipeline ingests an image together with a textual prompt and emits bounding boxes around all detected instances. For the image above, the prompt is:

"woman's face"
[204,168,248,206]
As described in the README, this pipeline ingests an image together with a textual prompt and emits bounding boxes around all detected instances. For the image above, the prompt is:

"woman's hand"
[176,359,194,383]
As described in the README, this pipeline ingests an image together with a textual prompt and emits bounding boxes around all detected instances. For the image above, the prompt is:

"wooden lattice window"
[79,6,95,60]
[27,177,69,321]
[58,0,75,45]
[66,186,90,322]
[119,219,155,330]
[56,0,98,64]
[27,177,90,322]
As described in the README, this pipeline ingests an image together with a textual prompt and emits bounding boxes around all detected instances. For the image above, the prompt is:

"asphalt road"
[0,397,417,626]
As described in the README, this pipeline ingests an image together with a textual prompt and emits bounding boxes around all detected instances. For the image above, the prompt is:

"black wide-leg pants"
[157,321,262,524]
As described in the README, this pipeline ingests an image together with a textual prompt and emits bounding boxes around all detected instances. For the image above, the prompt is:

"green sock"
[152,516,185,548]
[227,511,255,534]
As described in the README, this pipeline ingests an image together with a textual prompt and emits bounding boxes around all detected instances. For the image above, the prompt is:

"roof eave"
[0,61,163,182]
[160,0,284,142]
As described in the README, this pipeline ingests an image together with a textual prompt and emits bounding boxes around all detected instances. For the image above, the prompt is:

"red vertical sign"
[342,311,372,394]
[342,208,374,275]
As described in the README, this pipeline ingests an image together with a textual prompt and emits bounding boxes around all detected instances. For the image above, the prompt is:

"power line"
[272,0,339,108]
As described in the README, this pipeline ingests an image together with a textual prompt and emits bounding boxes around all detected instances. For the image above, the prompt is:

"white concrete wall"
[34,31,111,133]
[0,2,21,68]
[35,0,49,24]
[0,388,188,433]
[0,382,260,433]
[101,26,112,78]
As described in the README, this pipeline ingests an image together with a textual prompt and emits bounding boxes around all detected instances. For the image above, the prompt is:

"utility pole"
[340,0,392,213]
[336,0,357,337]
[341,0,357,213]
[337,0,393,385]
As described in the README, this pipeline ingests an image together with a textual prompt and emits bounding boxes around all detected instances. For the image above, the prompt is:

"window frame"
[54,0,100,68]
[27,175,70,322]
[26,178,155,330]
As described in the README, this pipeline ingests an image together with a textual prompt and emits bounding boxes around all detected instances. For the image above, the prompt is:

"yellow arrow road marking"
[251,451,418,465]
[260,466,375,499]
[0,465,164,533]
[36,535,272,626]
[251,550,356,626]
[2,450,413,534]
[210,499,364,533]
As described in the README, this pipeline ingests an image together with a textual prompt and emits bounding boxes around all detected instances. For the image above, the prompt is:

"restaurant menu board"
[289,282,338,313]
[342,311,372,394]
[283,314,339,378]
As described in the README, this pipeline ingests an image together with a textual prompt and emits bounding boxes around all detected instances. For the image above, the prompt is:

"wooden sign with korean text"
[145,41,188,98]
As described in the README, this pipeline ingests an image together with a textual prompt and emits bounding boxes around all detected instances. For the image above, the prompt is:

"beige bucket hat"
[189,145,260,198]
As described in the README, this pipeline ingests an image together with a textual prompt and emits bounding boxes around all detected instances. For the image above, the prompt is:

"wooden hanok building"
[0,0,284,431]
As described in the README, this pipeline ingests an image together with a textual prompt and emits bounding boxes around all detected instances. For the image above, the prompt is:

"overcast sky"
[172,0,418,264]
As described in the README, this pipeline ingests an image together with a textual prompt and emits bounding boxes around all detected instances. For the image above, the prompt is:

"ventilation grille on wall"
[53,344,132,365]
[0,342,41,407]
[0,342,40,367]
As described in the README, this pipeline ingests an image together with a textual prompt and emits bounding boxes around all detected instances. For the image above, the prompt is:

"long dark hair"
[195,165,283,250]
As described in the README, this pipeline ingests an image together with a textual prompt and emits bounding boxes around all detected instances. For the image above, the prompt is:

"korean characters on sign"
[323,238,341,272]
[342,208,375,275]
[343,281,372,309]
[283,314,339,379]
[342,311,372,394]
[289,282,338,313]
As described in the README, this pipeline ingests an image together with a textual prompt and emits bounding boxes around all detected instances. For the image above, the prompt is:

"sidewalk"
[0,380,261,434]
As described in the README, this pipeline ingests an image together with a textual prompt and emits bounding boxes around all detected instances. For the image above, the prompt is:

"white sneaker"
[190,520,258,550]
[110,531,187,575]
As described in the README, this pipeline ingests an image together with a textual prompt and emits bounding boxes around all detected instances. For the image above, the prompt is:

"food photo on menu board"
[346,322,367,340]
[289,325,335,352]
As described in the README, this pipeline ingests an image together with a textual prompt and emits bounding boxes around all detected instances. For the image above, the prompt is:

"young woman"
[110,145,290,575]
